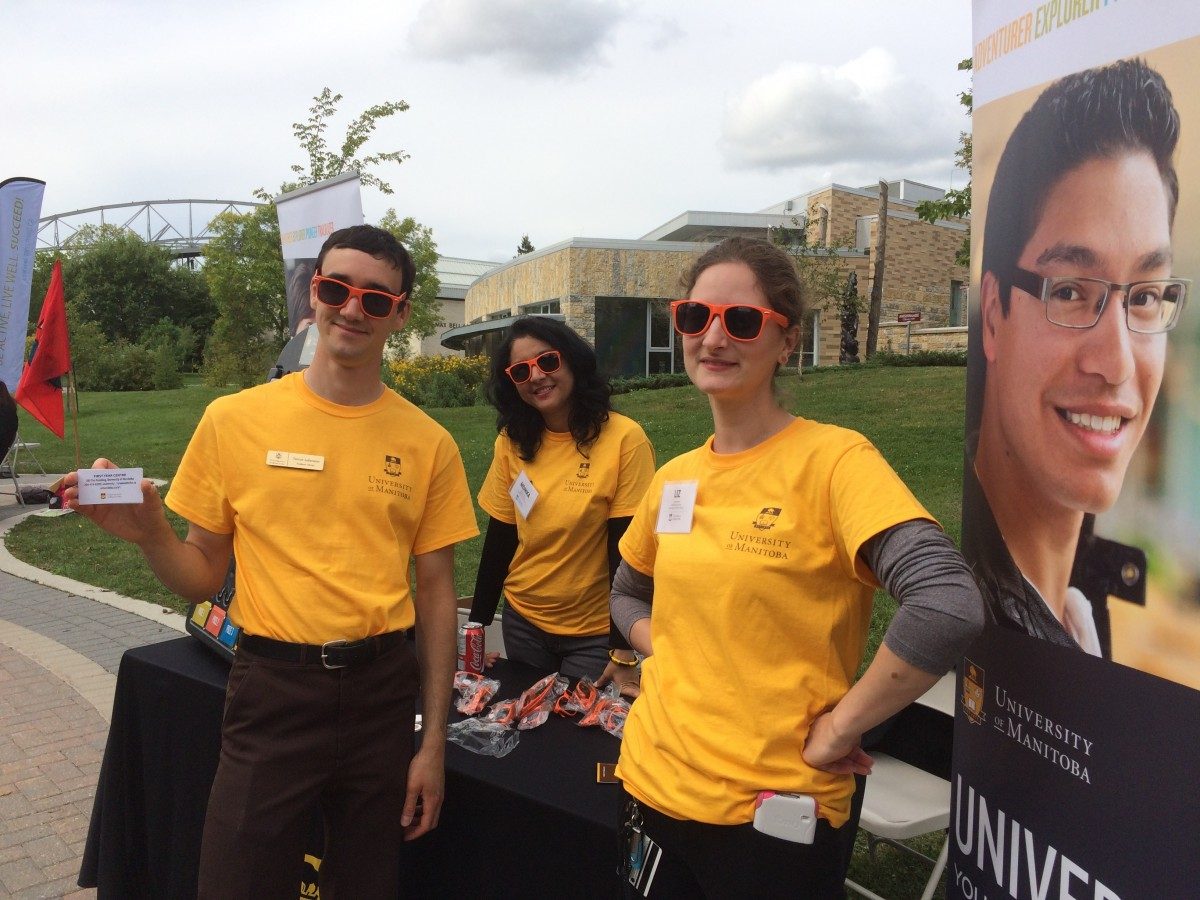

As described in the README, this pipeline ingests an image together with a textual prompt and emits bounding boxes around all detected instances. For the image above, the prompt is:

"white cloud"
[720,48,963,173]
[409,0,629,73]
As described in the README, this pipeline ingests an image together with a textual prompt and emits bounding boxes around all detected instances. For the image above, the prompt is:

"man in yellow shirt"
[65,225,479,897]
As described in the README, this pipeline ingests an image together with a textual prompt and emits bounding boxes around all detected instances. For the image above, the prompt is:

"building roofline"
[472,236,710,286]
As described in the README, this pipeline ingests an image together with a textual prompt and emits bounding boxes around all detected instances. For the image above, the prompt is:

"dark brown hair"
[683,236,806,325]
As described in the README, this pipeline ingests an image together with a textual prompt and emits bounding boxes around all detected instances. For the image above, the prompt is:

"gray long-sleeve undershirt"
[610,519,984,675]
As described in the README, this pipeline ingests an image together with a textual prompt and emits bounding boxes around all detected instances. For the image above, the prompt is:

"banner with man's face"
[952,2,1200,896]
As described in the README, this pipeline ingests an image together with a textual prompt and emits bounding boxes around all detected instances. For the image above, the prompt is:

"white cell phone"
[752,791,818,844]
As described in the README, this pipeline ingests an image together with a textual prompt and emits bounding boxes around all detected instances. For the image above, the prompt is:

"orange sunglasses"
[505,350,562,384]
[670,299,790,342]
[311,274,408,319]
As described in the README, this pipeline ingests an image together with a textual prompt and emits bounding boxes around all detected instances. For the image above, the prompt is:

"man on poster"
[64,225,479,896]
[970,57,1189,656]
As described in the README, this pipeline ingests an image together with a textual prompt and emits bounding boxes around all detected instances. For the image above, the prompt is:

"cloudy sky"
[6,0,973,263]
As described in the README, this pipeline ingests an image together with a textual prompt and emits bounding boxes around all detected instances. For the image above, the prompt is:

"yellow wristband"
[608,649,639,667]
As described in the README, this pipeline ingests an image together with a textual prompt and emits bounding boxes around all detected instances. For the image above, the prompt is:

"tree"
[867,180,888,359]
[771,218,852,317]
[378,209,441,356]
[201,207,288,386]
[45,225,213,346]
[916,58,973,266]
[517,234,535,255]
[242,89,442,362]
[257,88,411,200]
[839,272,861,365]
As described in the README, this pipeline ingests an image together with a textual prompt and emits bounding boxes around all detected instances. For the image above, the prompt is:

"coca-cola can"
[457,622,486,674]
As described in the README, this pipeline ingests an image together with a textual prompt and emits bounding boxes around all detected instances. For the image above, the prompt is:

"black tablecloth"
[79,637,625,899]
[80,638,227,898]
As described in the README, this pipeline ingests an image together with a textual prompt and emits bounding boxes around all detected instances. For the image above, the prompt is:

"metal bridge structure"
[37,198,266,262]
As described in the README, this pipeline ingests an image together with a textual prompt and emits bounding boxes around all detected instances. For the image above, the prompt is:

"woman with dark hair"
[610,237,983,896]
[469,316,655,689]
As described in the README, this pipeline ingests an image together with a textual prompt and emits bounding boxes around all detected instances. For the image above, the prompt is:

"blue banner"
[0,177,46,391]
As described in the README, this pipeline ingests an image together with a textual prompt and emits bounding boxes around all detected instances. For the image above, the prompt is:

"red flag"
[15,259,70,438]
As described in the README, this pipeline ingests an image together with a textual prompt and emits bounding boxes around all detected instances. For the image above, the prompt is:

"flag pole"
[69,369,81,470]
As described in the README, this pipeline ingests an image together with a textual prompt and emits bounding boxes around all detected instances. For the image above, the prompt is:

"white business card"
[77,468,144,505]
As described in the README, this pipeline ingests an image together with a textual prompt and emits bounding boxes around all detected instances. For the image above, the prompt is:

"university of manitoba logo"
[752,507,781,531]
[961,659,985,724]
[384,455,402,477]
[576,462,591,479]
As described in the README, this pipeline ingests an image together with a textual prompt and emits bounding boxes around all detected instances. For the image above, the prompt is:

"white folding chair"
[10,434,47,476]
[1,436,24,505]
[846,671,955,900]
[845,754,951,900]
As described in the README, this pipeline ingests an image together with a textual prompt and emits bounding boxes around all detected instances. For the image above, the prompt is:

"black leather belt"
[239,630,406,669]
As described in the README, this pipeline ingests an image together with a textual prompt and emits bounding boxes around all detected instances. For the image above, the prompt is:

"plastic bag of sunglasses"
[553,677,600,717]
[453,671,501,716]
[598,700,631,740]
[480,672,569,730]
[445,718,520,758]
[577,682,630,736]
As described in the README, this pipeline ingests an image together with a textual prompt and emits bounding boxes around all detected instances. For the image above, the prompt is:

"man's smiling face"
[981,152,1172,515]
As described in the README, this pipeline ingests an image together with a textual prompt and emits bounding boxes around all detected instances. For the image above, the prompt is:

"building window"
[950,280,966,326]
[595,297,648,378]
[521,300,561,315]
[647,300,677,375]
[799,310,820,368]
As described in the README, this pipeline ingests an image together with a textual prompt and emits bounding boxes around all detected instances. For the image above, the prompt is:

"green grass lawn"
[6,365,964,898]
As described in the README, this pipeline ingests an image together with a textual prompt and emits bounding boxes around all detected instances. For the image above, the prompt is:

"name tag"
[509,470,539,518]
[655,480,697,534]
[266,451,325,471]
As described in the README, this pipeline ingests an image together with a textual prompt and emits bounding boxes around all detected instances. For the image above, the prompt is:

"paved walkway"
[0,480,184,899]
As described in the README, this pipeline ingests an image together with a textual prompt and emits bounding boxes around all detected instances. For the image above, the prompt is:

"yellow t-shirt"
[477,412,655,636]
[616,417,933,828]
[165,373,479,644]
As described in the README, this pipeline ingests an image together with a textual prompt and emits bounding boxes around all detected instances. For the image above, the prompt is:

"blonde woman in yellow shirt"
[610,237,983,897]
[470,316,655,692]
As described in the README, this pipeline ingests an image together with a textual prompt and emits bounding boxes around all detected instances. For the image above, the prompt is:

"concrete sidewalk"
[0,482,184,899]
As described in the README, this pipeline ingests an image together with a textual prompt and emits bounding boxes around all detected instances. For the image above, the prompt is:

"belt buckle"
[321,638,352,670]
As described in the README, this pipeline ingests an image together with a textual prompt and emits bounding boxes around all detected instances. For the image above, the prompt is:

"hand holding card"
[63,459,171,549]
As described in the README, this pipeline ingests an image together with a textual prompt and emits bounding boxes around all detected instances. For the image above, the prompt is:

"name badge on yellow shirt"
[266,450,325,471]
[510,469,539,518]
[655,480,697,534]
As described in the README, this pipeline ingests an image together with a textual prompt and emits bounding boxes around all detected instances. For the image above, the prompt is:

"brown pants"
[198,639,419,899]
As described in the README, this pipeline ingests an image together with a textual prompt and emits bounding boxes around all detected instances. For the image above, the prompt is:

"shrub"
[151,342,184,390]
[68,320,110,390]
[91,342,156,391]
[201,334,276,388]
[386,355,489,408]
[69,320,161,391]
[610,372,693,395]
[868,350,967,367]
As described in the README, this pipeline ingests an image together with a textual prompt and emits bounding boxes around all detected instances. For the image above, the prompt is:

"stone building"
[405,256,500,357]
[441,179,968,373]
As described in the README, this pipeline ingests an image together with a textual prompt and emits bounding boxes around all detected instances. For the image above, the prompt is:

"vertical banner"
[274,172,364,335]
[954,2,1200,897]
[0,177,46,391]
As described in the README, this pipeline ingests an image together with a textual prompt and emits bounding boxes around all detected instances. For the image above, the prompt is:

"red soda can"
[458,622,486,674]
